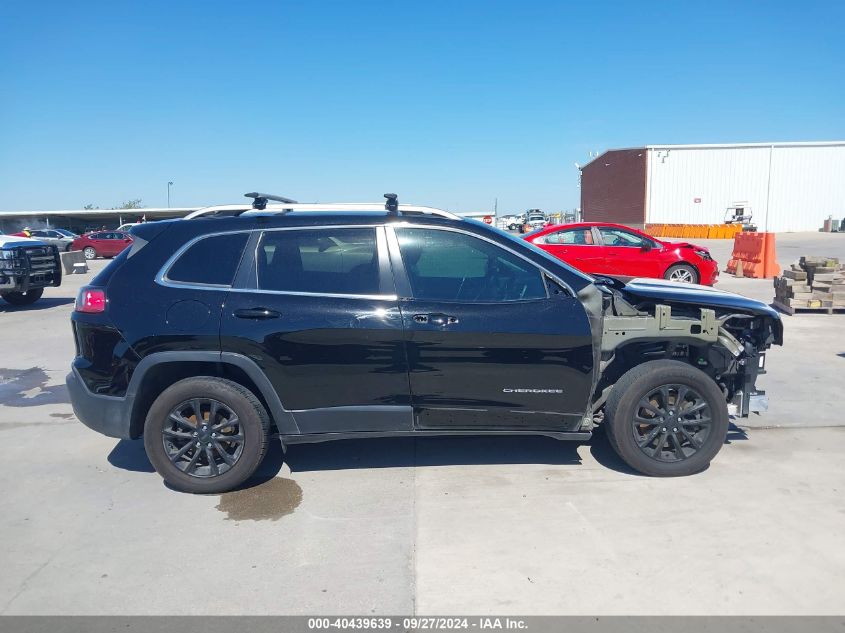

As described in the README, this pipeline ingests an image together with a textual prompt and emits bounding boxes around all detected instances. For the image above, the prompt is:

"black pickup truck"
[0,234,62,305]
[67,194,783,493]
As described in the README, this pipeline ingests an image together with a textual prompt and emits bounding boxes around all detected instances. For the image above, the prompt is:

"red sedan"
[71,231,133,260]
[524,222,719,285]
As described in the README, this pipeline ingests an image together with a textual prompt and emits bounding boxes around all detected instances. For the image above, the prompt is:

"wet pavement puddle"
[216,477,303,521]
[0,367,70,407]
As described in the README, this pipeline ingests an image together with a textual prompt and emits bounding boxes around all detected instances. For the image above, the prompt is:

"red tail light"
[76,287,106,313]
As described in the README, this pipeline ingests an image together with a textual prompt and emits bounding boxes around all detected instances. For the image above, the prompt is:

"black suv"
[67,193,783,493]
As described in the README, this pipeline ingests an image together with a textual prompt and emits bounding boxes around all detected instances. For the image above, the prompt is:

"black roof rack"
[245,192,299,210]
[184,192,461,221]
[384,193,399,213]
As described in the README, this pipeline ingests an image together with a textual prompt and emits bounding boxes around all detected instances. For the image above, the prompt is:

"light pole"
[167,181,174,208]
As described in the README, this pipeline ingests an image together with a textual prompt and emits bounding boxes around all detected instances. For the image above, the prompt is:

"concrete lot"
[2,233,844,615]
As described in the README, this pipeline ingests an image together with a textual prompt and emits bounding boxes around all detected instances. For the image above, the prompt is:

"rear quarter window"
[166,233,249,286]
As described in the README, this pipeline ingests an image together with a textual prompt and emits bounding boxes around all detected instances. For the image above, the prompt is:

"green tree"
[114,199,143,210]
[83,203,99,210]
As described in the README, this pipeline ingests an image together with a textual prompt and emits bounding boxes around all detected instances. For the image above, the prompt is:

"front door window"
[395,228,547,302]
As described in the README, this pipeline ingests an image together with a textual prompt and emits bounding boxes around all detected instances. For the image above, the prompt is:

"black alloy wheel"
[631,384,712,462]
[144,377,270,493]
[604,359,729,477]
[163,398,245,478]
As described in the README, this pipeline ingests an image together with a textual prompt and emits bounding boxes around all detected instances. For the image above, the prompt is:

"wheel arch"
[125,351,298,438]
[600,339,700,383]
[593,337,728,413]
[664,260,700,282]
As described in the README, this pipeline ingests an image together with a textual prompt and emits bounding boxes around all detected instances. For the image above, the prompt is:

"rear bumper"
[66,367,135,439]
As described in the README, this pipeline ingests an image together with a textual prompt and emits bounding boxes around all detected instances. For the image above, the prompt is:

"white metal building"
[581,141,845,232]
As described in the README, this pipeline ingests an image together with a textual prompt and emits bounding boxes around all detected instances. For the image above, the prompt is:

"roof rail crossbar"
[245,192,299,210]
[184,194,461,221]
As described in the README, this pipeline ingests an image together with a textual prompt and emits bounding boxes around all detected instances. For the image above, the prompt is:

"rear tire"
[1,288,44,305]
[664,263,699,284]
[143,377,271,493]
[83,246,97,260]
[604,360,729,477]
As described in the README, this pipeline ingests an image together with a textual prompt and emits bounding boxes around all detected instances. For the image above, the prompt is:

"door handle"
[415,313,459,326]
[233,307,281,319]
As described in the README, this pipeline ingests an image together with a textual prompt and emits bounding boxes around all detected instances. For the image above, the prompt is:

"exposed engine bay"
[588,277,783,424]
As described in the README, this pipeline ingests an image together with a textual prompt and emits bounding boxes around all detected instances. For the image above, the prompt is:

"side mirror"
[641,242,653,252]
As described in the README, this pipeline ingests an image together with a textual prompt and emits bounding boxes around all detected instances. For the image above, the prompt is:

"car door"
[29,230,56,249]
[30,230,48,242]
[219,225,412,434]
[388,225,595,432]
[45,230,70,250]
[97,233,116,256]
[85,232,106,253]
[108,232,131,256]
[529,227,607,275]
[45,231,63,248]
[596,227,662,278]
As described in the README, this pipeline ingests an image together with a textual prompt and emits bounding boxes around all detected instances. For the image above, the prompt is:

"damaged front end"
[592,277,783,421]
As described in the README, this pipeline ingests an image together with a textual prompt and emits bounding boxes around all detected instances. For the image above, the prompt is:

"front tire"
[83,246,97,260]
[604,360,729,477]
[1,288,44,305]
[664,263,699,284]
[143,377,271,493]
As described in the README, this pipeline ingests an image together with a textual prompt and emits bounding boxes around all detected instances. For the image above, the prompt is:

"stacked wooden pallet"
[773,257,845,314]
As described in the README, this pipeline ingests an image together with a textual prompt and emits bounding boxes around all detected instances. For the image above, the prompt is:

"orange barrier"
[725,232,780,278]
[644,223,742,239]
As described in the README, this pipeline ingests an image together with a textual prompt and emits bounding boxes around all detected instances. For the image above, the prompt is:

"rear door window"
[256,228,380,295]
[167,233,249,286]
[544,228,594,245]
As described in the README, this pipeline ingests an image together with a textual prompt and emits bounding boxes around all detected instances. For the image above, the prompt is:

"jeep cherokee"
[67,193,783,493]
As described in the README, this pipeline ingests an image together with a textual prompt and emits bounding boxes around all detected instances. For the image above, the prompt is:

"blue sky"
[1,0,843,214]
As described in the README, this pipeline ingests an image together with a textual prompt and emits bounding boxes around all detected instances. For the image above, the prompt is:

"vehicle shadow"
[106,438,288,489]
[284,434,583,473]
[0,297,75,313]
[107,424,749,483]
[107,439,155,473]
